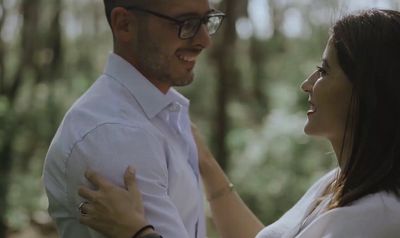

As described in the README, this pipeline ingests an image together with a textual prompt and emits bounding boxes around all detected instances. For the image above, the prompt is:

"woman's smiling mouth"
[307,100,316,116]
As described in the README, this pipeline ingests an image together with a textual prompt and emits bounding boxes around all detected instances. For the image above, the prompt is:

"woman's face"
[301,37,353,143]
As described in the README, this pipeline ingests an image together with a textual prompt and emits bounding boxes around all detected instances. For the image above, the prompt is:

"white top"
[256,169,400,238]
[43,53,205,238]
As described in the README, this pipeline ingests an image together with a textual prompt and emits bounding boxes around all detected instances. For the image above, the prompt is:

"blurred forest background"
[0,0,399,237]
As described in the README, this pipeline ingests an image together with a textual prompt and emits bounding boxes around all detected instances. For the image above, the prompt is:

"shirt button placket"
[168,102,182,134]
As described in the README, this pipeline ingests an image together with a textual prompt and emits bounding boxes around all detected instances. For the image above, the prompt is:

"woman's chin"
[303,122,317,136]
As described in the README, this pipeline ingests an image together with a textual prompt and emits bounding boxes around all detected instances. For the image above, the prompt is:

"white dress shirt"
[256,169,400,238]
[43,53,205,238]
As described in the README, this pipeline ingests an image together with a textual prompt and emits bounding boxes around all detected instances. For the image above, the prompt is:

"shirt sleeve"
[64,123,190,238]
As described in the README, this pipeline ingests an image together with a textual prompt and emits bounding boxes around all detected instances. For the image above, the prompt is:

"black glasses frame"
[124,6,225,39]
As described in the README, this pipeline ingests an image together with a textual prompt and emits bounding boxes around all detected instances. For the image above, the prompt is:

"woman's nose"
[301,80,310,92]
[301,70,317,92]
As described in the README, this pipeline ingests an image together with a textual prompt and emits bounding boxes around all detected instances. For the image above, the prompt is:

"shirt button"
[169,103,181,112]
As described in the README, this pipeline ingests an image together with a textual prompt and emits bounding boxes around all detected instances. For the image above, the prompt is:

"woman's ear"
[111,7,135,43]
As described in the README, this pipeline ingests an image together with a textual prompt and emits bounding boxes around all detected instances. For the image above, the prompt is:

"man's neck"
[113,51,171,94]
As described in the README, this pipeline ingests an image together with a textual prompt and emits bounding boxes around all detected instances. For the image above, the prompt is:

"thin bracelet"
[132,224,154,238]
[139,234,163,238]
[207,183,235,202]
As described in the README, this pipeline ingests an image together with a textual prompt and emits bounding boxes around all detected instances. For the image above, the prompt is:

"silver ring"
[78,201,89,215]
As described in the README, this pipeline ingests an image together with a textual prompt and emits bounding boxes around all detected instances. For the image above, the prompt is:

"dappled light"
[1,0,399,237]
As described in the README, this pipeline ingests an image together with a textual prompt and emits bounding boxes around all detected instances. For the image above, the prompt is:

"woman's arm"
[192,125,264,238]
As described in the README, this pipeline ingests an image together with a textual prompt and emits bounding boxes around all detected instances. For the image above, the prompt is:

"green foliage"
[228,110,335,224]
[7,170,47,230]
[2,0,397,237]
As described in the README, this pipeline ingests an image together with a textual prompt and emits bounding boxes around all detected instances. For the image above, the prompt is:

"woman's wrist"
[117,219,150,238]
[138,233,163,238]
[130,224,164,238]
[207,182,235,202]
[200,158,234,200]
[131,225,155,238]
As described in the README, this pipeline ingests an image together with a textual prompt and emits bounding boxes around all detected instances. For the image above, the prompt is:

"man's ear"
[111,7,135,43]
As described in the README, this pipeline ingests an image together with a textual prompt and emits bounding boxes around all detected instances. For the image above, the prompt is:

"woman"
[77,9,400,238]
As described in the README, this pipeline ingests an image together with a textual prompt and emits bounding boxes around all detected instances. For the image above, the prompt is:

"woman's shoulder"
[298,191,400,238]
[330,191,400,219]
[254,169,340,238]
[297,168,339,201]
[353,190,400,208]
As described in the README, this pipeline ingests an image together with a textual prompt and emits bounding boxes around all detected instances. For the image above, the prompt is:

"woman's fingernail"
[128,166,135,175]
[85,169,91,177]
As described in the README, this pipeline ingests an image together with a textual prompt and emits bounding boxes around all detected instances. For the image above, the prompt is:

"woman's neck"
[330,135,352,169]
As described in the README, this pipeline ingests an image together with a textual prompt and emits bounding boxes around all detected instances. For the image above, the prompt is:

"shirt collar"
[103,53,190,118]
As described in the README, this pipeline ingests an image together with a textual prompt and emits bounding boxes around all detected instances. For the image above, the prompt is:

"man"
[42,0,224,237]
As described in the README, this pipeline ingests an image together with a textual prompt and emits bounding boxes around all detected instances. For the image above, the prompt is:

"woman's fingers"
[85,169,112,189]
[79,214,106,232]
[79,201,95,216]
[124,166,143,203]
[190,122,206,147]
[191,123,200,141]
[78,166,149,238]
[124,166,136,191]
[78,186,96,202]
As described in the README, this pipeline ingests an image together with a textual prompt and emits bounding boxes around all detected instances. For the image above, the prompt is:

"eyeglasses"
[124,6,225,39]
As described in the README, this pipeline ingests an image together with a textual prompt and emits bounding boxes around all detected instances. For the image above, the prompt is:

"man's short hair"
[103,0,125,27]
[103,0,155,28]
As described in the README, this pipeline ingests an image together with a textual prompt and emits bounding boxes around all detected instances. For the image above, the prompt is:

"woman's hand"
[78,167,150,238]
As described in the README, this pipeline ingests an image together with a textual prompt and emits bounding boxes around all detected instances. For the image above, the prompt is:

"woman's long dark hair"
[330,9,400,207]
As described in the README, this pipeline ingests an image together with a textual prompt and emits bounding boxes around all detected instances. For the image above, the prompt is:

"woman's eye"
[316,66,327,77]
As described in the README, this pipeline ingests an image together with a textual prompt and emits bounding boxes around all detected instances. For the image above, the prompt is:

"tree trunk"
[0,0,11,235]
[0,0,41,236]
[210,0,240,170]
[0,0,5,95]
[249,37,269,121]
[0,138,13,237]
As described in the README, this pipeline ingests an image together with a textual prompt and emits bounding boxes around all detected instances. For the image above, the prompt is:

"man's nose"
[192,24,212,49]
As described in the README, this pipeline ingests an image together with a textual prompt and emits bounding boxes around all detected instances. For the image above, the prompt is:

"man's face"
[128,0,213,91]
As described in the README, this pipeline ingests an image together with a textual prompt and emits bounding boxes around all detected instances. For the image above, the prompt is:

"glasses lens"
[206,15,223,35]
[179,14,224,39]
[180,19,201,39]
